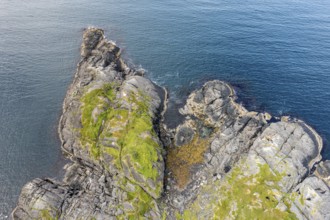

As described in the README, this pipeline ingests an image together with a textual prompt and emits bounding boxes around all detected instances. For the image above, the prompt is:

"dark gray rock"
[174,125,194,146]
[316,160,330,185]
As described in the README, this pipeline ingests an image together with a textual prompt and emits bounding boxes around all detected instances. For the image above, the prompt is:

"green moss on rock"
[212,163,297,219]
[80,84,116,159]
[115,177,159,219]
[39,209,58,220]
[79,82,163,215]
[120,92,163,197]
[80,84,162,181]
[178,161,298,220]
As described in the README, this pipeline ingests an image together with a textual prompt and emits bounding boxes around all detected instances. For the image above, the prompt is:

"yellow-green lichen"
[175,209,198,220]
[161,210,167,220]
[182,210,198,220]
[38,209,58,220]
[299,194,305,206]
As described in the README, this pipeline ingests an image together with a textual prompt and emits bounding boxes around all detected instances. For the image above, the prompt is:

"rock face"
[12,28,330,220]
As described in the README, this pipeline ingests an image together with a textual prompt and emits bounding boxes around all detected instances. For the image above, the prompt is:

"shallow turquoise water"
[1,0,330,217]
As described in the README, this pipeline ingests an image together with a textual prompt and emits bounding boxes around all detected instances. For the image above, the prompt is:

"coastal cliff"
[12,28,330,219]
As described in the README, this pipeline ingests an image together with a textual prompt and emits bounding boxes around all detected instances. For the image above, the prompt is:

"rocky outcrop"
[12,28,330,220]
[12,28,166,220]
[165,81,330,219]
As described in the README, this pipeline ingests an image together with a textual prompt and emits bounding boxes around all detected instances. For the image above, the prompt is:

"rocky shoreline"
[12,28,330,219]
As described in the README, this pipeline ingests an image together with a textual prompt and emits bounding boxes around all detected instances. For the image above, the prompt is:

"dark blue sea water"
[1,0,330,217]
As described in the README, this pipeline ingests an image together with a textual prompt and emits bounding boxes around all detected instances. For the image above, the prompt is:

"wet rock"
[174,125,194,146]
[81,28,104,58]
[315,160,330,185]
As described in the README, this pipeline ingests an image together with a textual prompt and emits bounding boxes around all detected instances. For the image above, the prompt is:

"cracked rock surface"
[12,28,330,220]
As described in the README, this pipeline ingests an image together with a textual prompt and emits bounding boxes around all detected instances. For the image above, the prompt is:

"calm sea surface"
[1,0,330,217]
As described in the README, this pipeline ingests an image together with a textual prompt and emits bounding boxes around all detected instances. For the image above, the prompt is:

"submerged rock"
[12,28,330,220]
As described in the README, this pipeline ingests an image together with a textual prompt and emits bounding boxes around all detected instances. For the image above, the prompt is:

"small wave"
[0,213,8,220]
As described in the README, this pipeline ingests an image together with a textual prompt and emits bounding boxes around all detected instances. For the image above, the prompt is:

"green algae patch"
[80,83,163,199]
[167,136,209,189]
